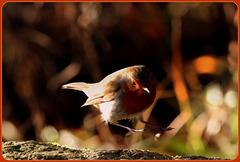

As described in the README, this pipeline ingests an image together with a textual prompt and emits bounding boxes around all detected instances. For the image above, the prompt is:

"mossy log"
[2,141,228,160]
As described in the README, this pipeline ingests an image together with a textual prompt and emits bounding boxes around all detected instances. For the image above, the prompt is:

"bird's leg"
[111,123,144,134]
[139,116,174,134]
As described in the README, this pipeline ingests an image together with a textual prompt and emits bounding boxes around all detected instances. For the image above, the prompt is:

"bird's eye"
[132,80,137,86]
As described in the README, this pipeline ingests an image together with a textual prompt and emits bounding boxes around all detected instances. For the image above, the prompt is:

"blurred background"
[2,2,238,159]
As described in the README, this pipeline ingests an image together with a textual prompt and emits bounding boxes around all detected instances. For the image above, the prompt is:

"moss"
[2,141,229,160]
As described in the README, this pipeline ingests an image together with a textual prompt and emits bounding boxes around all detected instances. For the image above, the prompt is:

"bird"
[62,65,173,133]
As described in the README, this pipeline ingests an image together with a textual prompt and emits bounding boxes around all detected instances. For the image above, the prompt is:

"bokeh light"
[2,2,238,159]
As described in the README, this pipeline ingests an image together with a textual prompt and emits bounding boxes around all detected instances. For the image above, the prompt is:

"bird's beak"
[142,87,150,94]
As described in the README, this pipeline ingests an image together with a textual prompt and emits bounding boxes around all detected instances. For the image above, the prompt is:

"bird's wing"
[82,85,119,107]
[81,95,105,107]
[82,90,117,107]
[82,72,123,107]
[101,72,123,102]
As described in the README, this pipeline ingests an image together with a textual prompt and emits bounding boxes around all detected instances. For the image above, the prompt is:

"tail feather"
[62,82,98,98]
[62,82,88,92]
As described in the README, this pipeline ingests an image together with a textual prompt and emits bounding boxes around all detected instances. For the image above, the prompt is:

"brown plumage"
[62,65,172,133]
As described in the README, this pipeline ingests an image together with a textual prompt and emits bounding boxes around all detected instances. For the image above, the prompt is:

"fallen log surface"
[2,141,229,160]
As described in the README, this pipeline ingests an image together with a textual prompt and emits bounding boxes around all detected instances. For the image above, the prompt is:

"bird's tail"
[62,82,101,107]
[62,82,89,93]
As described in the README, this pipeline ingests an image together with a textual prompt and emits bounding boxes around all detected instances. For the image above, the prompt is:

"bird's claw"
[157,126,174,134]
[153,127,174,141]
[126,128,144,136]
[164,126,174,131]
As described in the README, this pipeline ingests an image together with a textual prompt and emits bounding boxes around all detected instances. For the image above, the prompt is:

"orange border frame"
[0,1,239,162]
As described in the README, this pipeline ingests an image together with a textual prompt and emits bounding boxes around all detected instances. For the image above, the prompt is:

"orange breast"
[121,87,156,114]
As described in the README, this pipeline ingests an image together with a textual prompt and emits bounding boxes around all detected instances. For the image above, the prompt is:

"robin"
[62,65,172,133]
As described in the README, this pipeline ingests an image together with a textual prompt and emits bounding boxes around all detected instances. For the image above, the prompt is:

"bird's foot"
[111,123,144,134]
[139,118,174,134]
[158,126,174,132]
